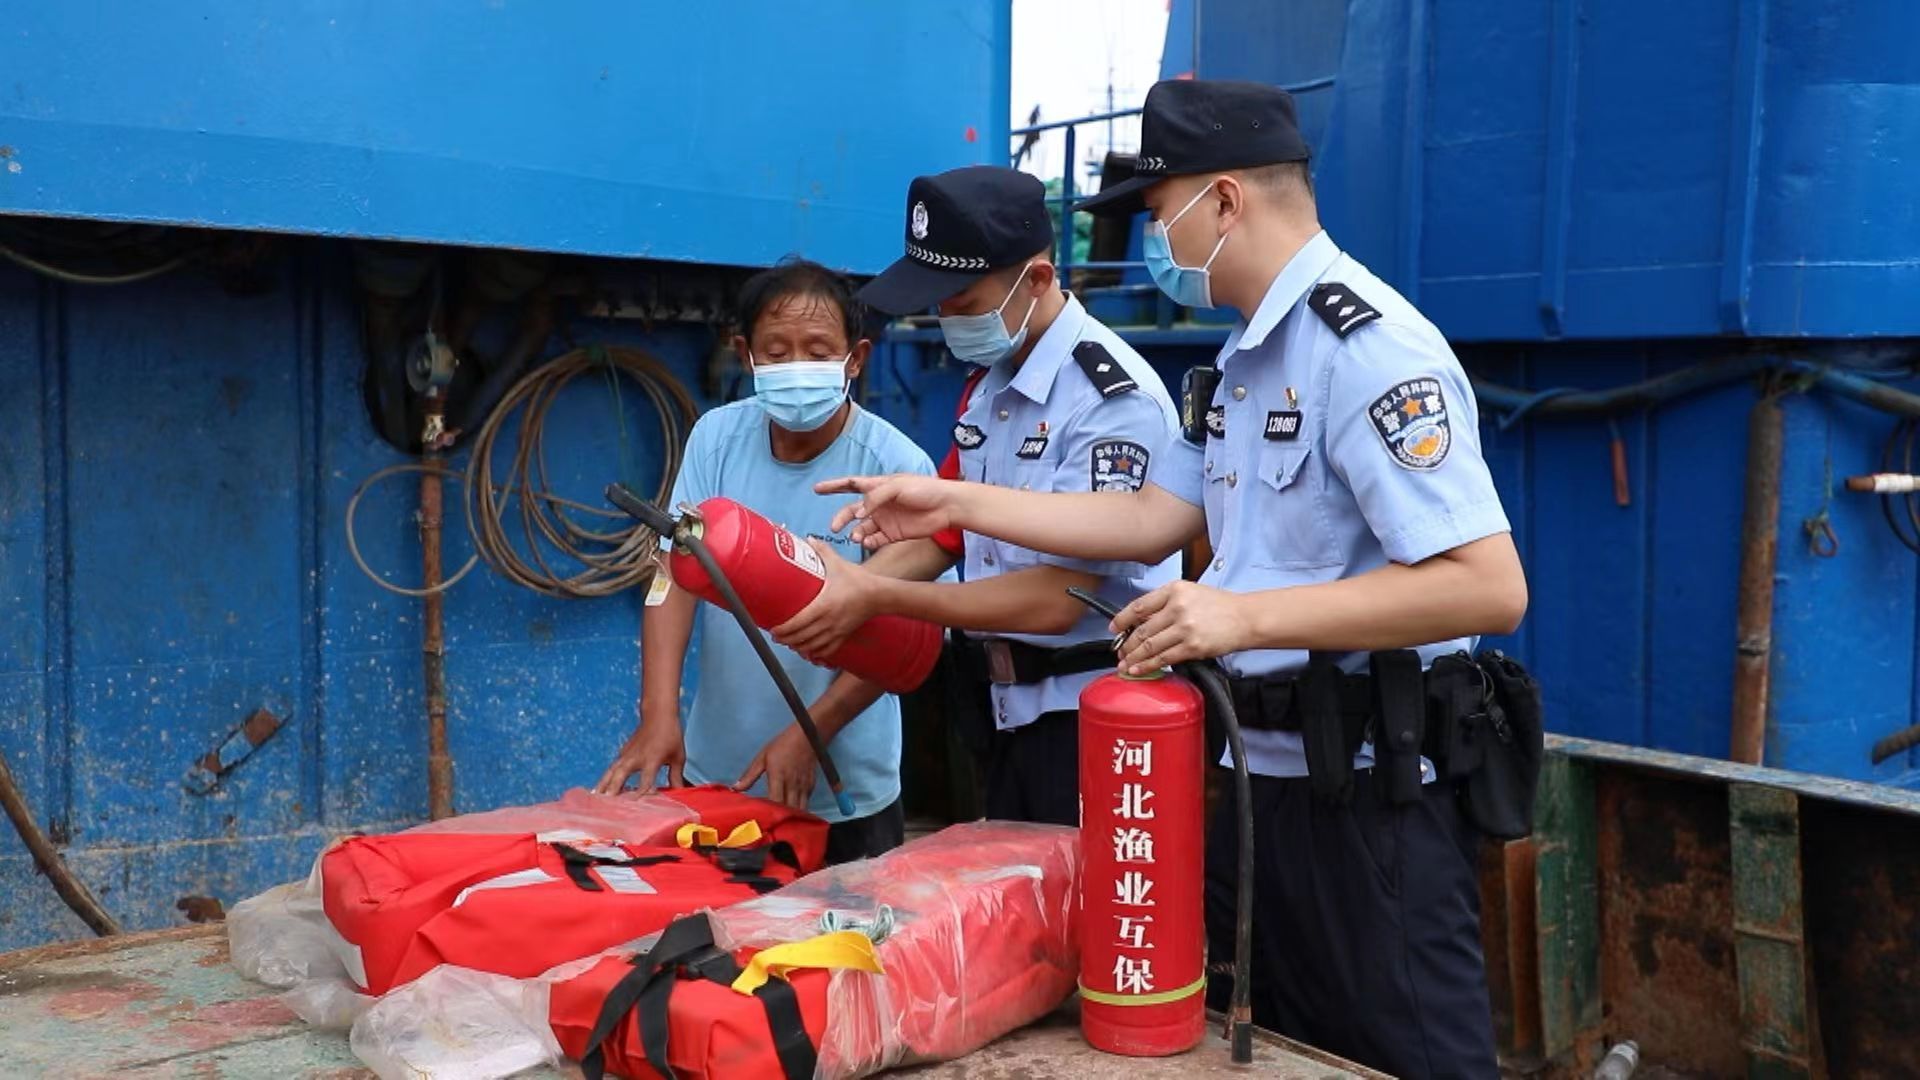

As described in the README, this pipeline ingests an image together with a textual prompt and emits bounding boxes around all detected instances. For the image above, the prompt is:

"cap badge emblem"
[910,201,930,240]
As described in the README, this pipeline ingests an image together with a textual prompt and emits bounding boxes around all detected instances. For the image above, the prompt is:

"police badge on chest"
[1090,439,1150,492]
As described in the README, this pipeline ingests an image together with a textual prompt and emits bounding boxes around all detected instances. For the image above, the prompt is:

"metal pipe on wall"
[1730,393,1784,766]
[421,395,453,820]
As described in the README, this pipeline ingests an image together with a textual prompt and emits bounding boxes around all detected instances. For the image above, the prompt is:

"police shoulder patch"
[1090,439,1151,493]
[1074,341,1138,398]
[1309,283,1382,339]
[1367,377,1451,470]
[953,422,986,450]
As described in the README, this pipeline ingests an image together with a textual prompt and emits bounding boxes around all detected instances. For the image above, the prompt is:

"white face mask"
[1144,180,1230,309]
[936,262,1038,366]
[749,352,850,432]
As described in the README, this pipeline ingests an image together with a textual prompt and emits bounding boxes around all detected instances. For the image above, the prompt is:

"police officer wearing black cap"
[773,165,1182,827]
[817,83,1533,1078]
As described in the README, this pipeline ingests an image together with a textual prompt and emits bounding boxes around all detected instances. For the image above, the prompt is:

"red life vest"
[547,821,1081,1079]
[552,914,837,1080]
[320,790,827,996]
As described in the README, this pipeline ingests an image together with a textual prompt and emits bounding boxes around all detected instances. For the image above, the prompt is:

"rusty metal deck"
[0,926,1374,1079]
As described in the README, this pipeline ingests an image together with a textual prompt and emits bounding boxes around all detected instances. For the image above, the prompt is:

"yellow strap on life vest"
[729,930,884,995]
[676,819,764,850]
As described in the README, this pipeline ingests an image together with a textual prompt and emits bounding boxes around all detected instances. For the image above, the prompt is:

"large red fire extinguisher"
[1077,667,1208,1056]
[665,497,942,695]
[1066,586,1255,1065]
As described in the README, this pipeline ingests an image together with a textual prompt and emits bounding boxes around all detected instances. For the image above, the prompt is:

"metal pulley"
[406,331,459,394]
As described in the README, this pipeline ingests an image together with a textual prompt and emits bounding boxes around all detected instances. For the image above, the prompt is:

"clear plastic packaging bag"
[713,821,1082,1078]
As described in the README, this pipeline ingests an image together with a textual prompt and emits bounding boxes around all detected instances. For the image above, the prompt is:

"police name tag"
[1263,410,1302,441]
[1016,435,1049,459]
[1091,440,1150,493]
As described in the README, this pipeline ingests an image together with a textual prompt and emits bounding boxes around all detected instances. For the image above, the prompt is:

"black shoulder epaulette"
[1073,340,1138,398]
[1308,283,1382,339]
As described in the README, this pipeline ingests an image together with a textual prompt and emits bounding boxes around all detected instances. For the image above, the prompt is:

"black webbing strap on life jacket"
[551,843,682,892]
[683,839,802,895]
[578,913,817,1080]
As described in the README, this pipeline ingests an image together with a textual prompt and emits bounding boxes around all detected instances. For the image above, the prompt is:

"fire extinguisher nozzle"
[604,483,679,536]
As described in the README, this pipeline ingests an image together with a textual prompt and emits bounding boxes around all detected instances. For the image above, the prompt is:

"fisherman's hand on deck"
[594,718,685,796]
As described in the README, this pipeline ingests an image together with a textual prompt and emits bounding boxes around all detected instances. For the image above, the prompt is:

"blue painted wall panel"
[0,255,731,948]
[1284,0,1920,339]
[1638,372,1745,760]
[0,2,1010,274]
[1769,394,1919,779]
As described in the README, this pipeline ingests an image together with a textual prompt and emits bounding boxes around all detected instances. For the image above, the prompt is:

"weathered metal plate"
[0,927,1373,1079]
[1594,765,1743,1078]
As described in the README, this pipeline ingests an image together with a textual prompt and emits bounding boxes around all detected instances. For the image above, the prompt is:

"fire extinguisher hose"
[1065,587,1255,1065]
[1184,662,1255,1064]
[606,484,856,819]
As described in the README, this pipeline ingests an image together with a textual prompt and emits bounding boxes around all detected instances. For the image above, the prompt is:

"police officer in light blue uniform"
[818,83,1530,1078]
[947,287,1182,745]
[777,166,1181,826]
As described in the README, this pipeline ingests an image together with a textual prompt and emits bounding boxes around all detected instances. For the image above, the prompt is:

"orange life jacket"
[319,790,827,995]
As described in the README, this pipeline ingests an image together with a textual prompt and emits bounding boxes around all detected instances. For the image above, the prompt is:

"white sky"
[1009,0,1169,186]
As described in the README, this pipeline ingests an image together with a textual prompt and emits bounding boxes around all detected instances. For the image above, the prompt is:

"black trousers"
[823,798,905,865]
[981,709,1080,827]
[1203,771,1497,1080]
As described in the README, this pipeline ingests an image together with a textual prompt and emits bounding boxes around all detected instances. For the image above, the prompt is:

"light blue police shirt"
[954,294,1182,729]
[669,401,939,821]
[1154,231,1512,778]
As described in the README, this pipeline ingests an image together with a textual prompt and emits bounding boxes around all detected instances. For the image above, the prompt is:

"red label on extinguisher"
[772,524,826,581]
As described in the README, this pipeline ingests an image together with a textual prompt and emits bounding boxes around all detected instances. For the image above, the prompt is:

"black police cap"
[1076,79,1311,218]
[858,165,1055,316]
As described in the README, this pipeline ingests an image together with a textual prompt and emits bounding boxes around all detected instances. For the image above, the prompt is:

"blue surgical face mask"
[1144,181,1230,309]
[937,262,1039,367]
[750,354,849,432]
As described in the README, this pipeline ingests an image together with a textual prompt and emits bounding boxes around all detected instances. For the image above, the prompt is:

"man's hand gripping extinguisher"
[1067,588,1256,1066]
[606,484,879,818]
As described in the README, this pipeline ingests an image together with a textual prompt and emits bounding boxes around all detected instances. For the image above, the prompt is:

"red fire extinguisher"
[664,497,942,695]
[1077,667,1209,1056]
[1067,588,1256,1065]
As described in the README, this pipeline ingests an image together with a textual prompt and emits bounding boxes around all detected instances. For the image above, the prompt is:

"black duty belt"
[951,634,1114,687]
[1224,652,1492,764]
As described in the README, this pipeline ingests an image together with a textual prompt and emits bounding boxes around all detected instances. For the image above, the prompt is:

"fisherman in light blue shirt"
[594,259,938,864]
